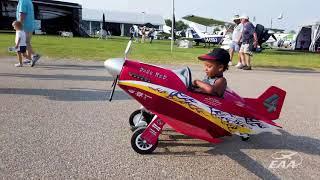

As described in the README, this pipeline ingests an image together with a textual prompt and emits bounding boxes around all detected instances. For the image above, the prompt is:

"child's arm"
[15,37,21,49]
[193,78,227,97]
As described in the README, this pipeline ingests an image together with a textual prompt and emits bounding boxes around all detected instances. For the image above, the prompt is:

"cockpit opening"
[173,67,192,89]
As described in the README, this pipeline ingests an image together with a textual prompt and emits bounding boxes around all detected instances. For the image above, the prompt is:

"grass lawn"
[1,33,319,69]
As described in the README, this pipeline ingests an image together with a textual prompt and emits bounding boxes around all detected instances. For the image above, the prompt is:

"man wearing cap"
[238,15,258,70]
[229,15,243,66]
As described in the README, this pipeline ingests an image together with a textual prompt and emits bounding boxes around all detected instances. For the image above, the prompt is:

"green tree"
[176,21,189,31]
[213,27,221,34]
[289,30,296,34]
[164,19,189,31]
[165,19,172,27]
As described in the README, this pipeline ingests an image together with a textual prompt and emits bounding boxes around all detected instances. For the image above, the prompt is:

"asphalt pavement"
[0,57,319,179]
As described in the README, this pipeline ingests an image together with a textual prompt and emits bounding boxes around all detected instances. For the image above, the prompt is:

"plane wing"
[182,15,234,27]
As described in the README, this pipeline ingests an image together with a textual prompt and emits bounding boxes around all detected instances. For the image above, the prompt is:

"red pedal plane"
[105,41,286,154]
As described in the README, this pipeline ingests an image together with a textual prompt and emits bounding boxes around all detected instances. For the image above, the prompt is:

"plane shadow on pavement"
[0,73,113,82]
[0,88,130,101]
[35,64,105,71]
[256,68,320,74]
[155,130,320,179]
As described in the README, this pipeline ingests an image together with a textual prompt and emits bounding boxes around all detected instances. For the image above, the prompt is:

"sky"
[63,0,320,31]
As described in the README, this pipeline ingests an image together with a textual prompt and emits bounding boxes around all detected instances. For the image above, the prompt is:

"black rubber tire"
[241,136,250,141]
[142,112,154,124]
[129,109,154,127]
[129,110,143,127]
[131,127,158,154]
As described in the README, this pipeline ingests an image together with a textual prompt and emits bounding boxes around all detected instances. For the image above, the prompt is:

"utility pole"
[171,0,175,53]
[142,11,146,24]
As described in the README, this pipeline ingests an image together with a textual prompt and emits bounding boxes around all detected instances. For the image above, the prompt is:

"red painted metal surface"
[119,60,286,143]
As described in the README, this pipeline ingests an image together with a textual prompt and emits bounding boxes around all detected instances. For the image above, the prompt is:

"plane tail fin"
[188,23,205,39]
[245,86,286,121]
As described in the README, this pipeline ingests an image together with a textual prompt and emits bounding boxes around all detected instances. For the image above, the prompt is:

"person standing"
[229,15,243,66]
[238,15,258,70]
[16,0,40,67]
[148,28,155,44]
[12,21,29,67]
[133,25,139,42]
[141,26,147,43]
[129,25,135,40]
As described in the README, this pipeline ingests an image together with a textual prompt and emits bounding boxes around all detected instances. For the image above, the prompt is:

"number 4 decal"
[264,94,279,112]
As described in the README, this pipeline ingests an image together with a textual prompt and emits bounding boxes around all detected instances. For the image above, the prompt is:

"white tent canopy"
[294,21,320,52]
[310,21,320,51]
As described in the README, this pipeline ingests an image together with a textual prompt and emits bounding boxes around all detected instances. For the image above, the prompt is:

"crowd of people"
[11,0,257,72]
[129,25,156,44]
[229,14,258,70]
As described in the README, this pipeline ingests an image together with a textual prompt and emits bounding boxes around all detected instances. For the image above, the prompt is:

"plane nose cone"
[104,58,125,78]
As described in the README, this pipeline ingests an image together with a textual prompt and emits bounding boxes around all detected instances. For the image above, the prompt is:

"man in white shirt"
[229,15,243,66]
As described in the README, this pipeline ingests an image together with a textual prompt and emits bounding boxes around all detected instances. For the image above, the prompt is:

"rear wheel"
[129,109,154,127]
[131,127,158,154]
[129,110,144,127]
[240,134,250,141]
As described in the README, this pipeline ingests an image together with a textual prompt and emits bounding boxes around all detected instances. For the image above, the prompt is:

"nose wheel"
[131,127,158,154]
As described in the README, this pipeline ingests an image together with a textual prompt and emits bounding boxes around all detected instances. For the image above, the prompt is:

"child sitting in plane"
[193,48,230,97]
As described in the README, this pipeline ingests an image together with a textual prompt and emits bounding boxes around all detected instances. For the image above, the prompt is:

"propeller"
[109,75,119,102]
[125,40,133,59]
[107,40,133,102]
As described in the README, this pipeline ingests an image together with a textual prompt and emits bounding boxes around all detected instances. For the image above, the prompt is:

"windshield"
[173,67,192,89]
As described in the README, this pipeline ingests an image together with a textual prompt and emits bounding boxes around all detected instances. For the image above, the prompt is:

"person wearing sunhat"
[238,14,258,70]
[193,48,230,97]
[230,15,243,66]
